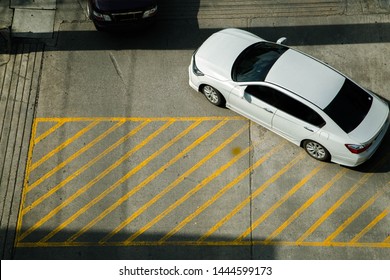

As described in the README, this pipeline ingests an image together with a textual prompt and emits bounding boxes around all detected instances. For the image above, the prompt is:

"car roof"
[265,49,346,109]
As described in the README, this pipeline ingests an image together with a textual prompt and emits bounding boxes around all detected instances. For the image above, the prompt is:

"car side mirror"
[237,88,245,99]
[276,37,287,44]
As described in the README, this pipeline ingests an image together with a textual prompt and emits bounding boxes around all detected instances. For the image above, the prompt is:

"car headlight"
[92,11,112,21]
[143,5,158,18]
[192,55,204,76]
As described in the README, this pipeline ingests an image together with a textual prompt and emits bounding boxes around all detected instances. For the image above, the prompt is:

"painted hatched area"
[16,117,251,245]
[15,117,390,248]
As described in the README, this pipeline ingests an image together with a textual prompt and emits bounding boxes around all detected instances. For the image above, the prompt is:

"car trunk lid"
[348,95,389,144]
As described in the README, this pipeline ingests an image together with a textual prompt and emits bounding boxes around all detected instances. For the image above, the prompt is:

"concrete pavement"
[1,0,47,258]
[1,0,390,259]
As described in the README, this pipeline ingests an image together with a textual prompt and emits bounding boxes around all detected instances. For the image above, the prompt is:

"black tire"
[201,85,226,107]
[303,140,331,162]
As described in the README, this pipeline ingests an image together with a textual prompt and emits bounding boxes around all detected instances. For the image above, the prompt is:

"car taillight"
[345,143,372,154]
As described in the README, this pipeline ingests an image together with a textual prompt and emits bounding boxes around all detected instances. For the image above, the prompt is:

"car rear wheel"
[303,140,330,162]
[201,85,226,107]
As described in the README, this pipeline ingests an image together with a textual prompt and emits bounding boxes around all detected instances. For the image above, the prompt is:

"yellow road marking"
[15,240,390,248]
[17,117,389,248]
[111,124,249,243]
[22,121,149,215]
[350,206,389,243]
[123,138,252,244]
[27,121,124,191]
[35,116,244,122]
[263,168,348,244]
[296,172,374,244]
[15,119,38,245]
[42,120,203,243]
[29,121,99,172]
[98,120,232,243]
[324,184,388,244]
[18,120,171,242]
[197,142,287,242]
[34,120,65,144]
[236,153,317,242]
[160,138,285,243]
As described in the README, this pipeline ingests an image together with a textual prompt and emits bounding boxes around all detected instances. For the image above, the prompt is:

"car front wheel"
[201,85,226,107]
[303,140,330,162]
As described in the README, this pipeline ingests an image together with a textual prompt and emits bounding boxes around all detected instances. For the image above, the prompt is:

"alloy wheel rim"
[204,86,219,104]
[306,142,326,159]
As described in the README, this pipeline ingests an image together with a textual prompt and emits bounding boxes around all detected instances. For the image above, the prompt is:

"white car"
[189,28,389,167]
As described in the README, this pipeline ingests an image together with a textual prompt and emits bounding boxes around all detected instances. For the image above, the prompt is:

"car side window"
[245,85,326,127]
[245,85,279,107]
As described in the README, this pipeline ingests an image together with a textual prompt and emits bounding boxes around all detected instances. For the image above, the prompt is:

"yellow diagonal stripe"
[118,123,250,244]
[124,143,252,244]
[236,152,310,242]
[160,138,284,243]
[42,120,203,243]
[296,172,374,243]
[22,121,149,215]
[18,120,171,242]
[27,121,124,191]
[30,121,99,171]
[350,206,390,243]
[324,185,387,243]
[263,168,347,244]
[99,120,231,243]
[34,121,65,144]
[197,142,287,242]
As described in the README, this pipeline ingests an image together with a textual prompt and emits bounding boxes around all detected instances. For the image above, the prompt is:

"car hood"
[195,28,262,81]
[348,95,389,143]
[92,0,156,12]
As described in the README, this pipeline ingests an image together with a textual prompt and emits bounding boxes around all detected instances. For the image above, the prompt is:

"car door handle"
[263,108,273,113]
[304,126,314,132]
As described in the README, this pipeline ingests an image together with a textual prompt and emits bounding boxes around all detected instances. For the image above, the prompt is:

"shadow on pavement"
[5,21,390,53]
[5,229,277,260]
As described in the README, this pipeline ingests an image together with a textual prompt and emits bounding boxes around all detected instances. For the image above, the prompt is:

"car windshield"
[232,42,288,82]
[324,79,373,133]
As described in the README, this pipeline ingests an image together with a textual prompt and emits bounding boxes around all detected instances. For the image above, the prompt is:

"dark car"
[86,0,158,30]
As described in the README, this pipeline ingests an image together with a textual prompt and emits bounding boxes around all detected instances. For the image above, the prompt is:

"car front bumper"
[92,16,156,31]
[90,4,158,31]
[188,65,199,92]
[188,56,205,93]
